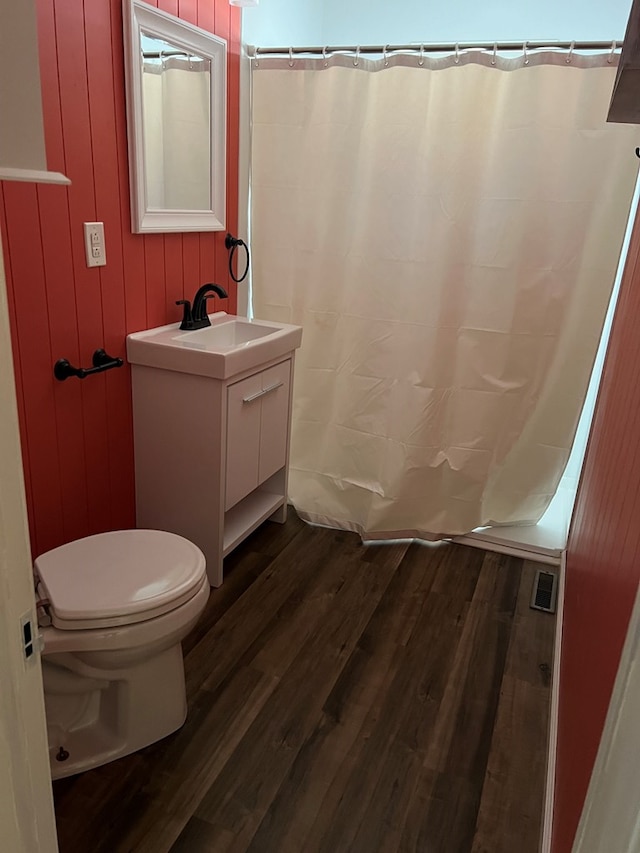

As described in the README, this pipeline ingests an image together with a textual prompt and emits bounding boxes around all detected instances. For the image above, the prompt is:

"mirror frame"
[122,0,227,233]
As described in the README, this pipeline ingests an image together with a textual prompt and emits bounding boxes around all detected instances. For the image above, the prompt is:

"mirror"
[123,0,226,233]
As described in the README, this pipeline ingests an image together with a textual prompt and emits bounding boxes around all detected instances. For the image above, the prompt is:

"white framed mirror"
[122,0,226,233]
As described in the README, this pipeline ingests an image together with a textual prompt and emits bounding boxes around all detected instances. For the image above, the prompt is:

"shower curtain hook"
[491,42,498,66]
[523,40,529,65]
[608,40,617,63]
[419,43,425,66]
[322,45,329,67]
[288,46,294,67]
[454,42,460,64]
[566,40,575,64]
[353,45,360,67]
[383,44,389,67]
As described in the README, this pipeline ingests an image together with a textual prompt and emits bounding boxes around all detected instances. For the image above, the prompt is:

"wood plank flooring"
[52,511,556,853]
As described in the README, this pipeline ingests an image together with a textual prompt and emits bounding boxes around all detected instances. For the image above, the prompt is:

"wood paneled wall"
[553,207,640,851]
[0,0,240,558]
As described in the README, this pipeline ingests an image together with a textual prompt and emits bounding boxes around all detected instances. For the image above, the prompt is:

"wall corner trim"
[541,549,566,853]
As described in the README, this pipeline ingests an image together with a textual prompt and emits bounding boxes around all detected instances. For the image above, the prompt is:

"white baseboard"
[540,549,565,853]
[453,533,561,566]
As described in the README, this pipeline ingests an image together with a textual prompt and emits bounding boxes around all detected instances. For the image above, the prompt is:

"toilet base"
[46,643,188,780]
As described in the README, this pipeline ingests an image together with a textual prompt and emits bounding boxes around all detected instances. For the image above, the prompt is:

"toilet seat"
[35,529,206,630]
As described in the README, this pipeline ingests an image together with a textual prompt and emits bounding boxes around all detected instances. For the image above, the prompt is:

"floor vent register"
[530,568,558,614]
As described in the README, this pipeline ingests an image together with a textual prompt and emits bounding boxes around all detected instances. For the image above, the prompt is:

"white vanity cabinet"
[129,348,298,587]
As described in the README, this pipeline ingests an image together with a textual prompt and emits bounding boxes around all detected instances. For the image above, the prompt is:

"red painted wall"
[553,210,640,851]
[0,0,240,559]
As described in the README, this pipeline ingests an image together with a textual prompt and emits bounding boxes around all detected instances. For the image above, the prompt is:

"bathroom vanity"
[127,313,302,586]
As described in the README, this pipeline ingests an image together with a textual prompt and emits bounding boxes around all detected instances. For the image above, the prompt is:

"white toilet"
[34,528,210,780]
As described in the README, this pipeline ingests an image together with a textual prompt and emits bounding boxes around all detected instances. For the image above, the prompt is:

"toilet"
[34,528,210,780]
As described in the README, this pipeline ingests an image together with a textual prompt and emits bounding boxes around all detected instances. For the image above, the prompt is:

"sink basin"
[127,312,302,380]
[173,320,275,349]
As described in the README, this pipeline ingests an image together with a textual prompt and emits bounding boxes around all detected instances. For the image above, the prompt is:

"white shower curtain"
[143,58,211,210]
[250,49,638,539]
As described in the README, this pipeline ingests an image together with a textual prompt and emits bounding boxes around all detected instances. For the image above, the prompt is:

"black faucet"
[176,283,228,330]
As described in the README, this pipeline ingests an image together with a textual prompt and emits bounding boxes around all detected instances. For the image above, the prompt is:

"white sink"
[173,320,275,349]
[127,312,302,380]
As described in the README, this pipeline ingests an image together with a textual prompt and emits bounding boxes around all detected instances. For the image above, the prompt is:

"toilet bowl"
[35,529,209,780]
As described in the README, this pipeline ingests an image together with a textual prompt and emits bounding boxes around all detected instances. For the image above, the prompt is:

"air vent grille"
[530,569,558,614]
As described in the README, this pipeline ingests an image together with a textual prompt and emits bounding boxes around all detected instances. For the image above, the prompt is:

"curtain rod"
[251,40,620,57]
[142,50,189,58]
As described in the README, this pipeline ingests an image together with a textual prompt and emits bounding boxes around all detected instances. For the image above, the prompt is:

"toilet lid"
[35,530,206,630]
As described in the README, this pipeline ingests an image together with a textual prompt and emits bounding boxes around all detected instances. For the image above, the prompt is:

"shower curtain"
[143,58,211,210]
[250,49,639,540]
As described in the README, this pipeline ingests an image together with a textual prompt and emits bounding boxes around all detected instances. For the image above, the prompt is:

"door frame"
[0,236,58,852]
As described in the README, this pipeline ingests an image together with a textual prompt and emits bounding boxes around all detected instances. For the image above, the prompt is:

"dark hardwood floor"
[52,511,555,853]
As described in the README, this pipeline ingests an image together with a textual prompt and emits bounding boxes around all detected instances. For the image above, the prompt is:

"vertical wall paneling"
[160,0,179,16]
[113,0,148,336]
[143,237,168,331]
[42,0,96,544]
[164,236,184,326]
[177,0,197,24]
[84,0,134,533]
[55,0,112,538]
[35,0,89,543]
[1,0,241,558]
[182,233,201,309]
[553,208,640,852]
[196,0,214,31]
[0,182,64,554]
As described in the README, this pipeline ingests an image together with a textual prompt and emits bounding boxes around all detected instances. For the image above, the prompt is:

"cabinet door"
[225,360,291,511]
[258,360,291,483]
[225,371,262,510]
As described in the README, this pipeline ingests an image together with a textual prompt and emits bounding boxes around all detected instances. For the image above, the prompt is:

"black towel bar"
[54,349,123,381]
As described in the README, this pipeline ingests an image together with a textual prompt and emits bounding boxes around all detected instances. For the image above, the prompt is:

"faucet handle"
[176,299,194,330]
[194,293,217,324]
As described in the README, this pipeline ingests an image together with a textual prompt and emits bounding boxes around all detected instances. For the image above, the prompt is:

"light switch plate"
[84,221,106,268]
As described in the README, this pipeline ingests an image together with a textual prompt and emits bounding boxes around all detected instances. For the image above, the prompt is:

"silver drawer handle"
[242,381,284,403]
